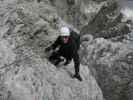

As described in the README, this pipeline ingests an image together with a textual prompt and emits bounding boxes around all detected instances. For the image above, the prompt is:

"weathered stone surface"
[81,37,133,100]
[0,1,104,100]
[50,0,105,30]
[81,0,130,39]
[3,52,104,100]
[1,0,133,100]
[49,0,130,40]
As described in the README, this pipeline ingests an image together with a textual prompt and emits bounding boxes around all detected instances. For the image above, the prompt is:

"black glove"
[45,47,51,52]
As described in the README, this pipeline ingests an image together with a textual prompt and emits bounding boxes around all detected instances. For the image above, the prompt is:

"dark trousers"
[49,51,79,76]
[49,51,62,65]
[49,51,72,66]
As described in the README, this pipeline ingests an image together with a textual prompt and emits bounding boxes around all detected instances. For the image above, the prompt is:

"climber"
[45,26,82,81]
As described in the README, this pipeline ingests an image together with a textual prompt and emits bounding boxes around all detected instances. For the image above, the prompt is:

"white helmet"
[60,27,70,36]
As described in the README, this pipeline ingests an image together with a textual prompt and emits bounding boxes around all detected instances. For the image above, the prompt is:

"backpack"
[70,30,80,50]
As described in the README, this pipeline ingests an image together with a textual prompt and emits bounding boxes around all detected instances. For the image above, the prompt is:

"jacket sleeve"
[50,36,60,50]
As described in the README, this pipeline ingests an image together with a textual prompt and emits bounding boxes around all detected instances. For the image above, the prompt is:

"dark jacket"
[50,33,80,71]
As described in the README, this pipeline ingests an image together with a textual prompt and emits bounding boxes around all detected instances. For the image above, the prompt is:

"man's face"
[61,36,69,44]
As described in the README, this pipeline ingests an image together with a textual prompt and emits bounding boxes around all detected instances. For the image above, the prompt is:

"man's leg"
[49,51,63,66]
[73,56,82,81]
[73,65,82,81]
[64,58,72,65]
[74,61,80,76]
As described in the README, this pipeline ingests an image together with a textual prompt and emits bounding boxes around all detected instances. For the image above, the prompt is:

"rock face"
[0,0,133,100]
[50,0,106,30]
[52,1,133,100]
[81,0,130,39]
[0,0,104,100]
[50,0,130,40]
[81,37,133,100]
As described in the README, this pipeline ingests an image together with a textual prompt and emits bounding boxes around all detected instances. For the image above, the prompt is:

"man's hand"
[45,47,51,52]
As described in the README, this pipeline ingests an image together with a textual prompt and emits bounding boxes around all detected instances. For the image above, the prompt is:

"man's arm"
[45,36,60,52]
[51,36,60,49]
